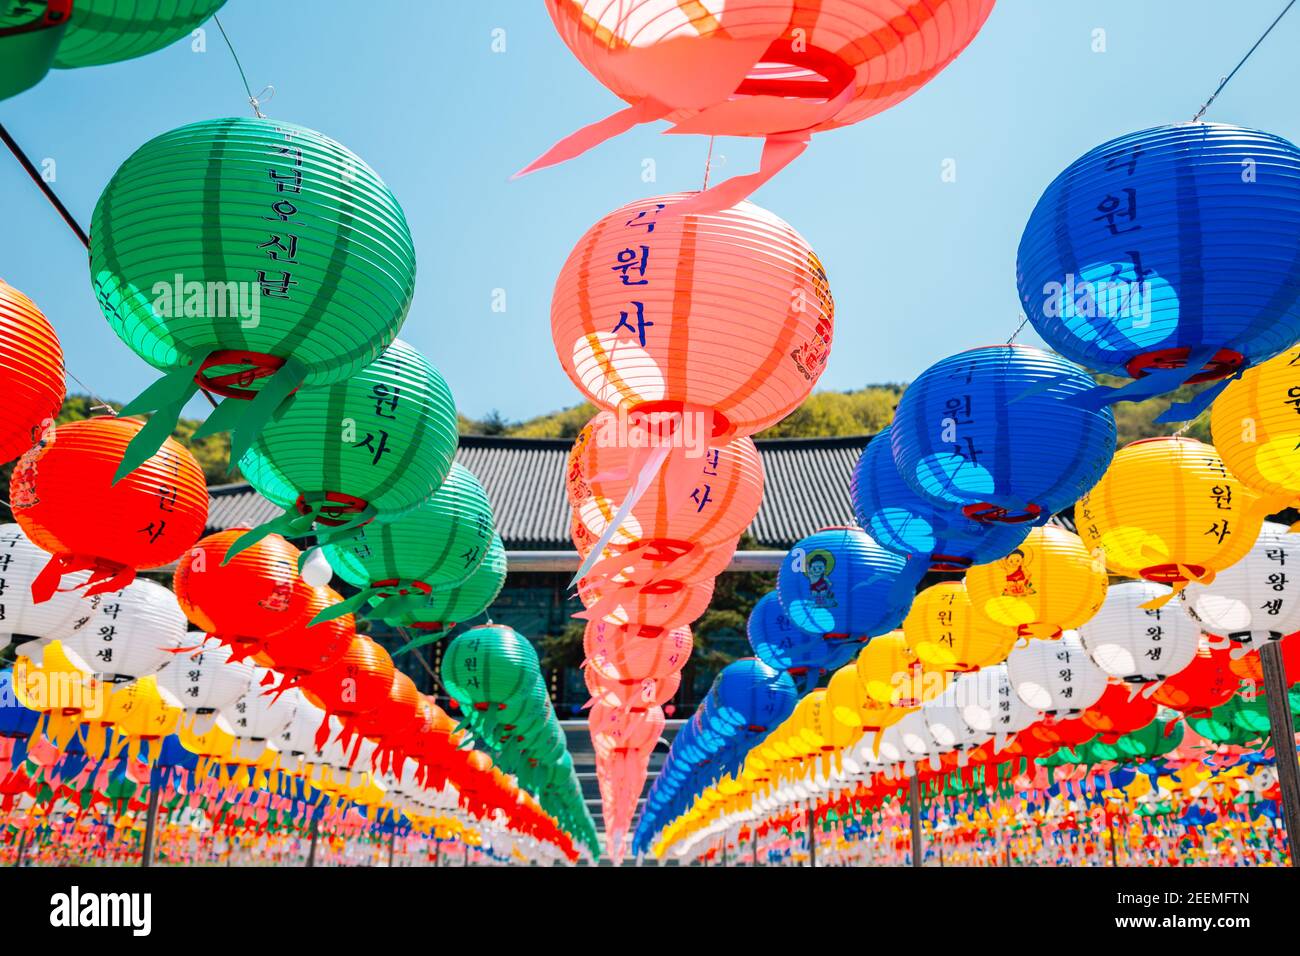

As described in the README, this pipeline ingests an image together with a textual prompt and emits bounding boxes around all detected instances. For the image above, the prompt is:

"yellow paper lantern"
[903,580,1019,671]
[1211,345,1300,507]
[1077,437,1270,592]
[855,631,948,715]
[966,525,1107,637]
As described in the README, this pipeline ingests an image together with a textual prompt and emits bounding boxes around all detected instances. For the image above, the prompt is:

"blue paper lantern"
[1017,123,1300,418]
[777,527,923,639]
[851,425,1031,570]
[707,657,798,735]
[890,345,1116,523]
[746,591,843,676]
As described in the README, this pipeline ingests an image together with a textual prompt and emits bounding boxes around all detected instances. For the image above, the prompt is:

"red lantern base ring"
[1140,563,1206,584]
[1126,347,1245,385]
[372,578,432,600]
[929,554,973,572]
[295,491,371,527]
[961,502,1043,524]
[196,349,295,400]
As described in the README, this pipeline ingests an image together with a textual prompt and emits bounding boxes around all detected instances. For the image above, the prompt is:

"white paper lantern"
[62,578,187,682]
[155,642,256,731]
[923,683,992,751]
[892,709,951,763]
[957,663,1042,735]
[224,668,299,745]
[1079,580,1200,683]
[274,690,324,757]
[1005,630,1108,716]
[1181,521,1300,649]
[0,523,94,644]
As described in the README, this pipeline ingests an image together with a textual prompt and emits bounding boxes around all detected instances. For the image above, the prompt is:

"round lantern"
[173,528,312,661]
[922,685,991,752]
[1076,437,1270,590]
[576,534,734,592]
[62,578,187,682]
[0,2,69,101]
[551,194,833,441]
[300,635,395,748]
[386,532,507,633]
[955,663,1042,737]
[315,462,493,622]
[1149,639,1239,714]
[155,641,256,733]
[524,0,994,212]
[890,344,1116,524]
[584,622,693,686]
[777,527,923,640]
[965,525,1107,638]
[441,625,541,716]
[89,117,417,475]
[1181,521,1300,651]
[270,689,323,766]
[1017,123,1300,412]
[1078,580,1200,683]
[0,523,95,644]
[902,580,1018,672]
[0,279,63,465]
[222,667,300,753]
[852,426,1030,570]
[1079,683,1156,739]
[257,586,354,692]
[11,417,208,601]
[567,410,764,548]
[855,631,948,712]
[746,590,842,676]
[1005,631,1109,717]
[1212,344,1300,506]
[707,658,798,736]
[234,339,460,549]
[53,0,226,68]
[577,575,713,629]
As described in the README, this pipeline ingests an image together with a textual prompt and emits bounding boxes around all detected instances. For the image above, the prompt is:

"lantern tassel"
[513,99,671,180]
[661,131,812,218]
[112,366,201,482]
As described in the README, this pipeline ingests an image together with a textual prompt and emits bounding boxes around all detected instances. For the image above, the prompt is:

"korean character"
[612,301,653,346]
[624,205,665,233]
[611,245,650,285]
[690,483,714,513]
[1268,572,1288,592]
[1204,520,1231,544]
[257,270,298,299]
[355,430,391,465]
[1102,144,1144,176]
[1209,484,1233,510]
[268,167,303,194]
[372,383,400,420]
[1093,188,1141,236]
[257,234,300,263]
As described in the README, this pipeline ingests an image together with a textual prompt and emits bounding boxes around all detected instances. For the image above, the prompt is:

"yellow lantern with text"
[903,580,1019,671]
[1211,345,1300,507]
[855,631,947,716]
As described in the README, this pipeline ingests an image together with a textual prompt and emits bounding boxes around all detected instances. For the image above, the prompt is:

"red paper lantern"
[259,587,355,692]
[1149,642,1240,714]
[301,634,396,750]
[12,417,207,601]
[0,279,63,466]
[1079,683,1157,740]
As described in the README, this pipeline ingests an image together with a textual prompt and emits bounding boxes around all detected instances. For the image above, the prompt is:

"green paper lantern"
[53,0,224,68]
[1114,718,1183,761]
[442,624,541,712]
[314,461,493,622]
[89,116,416,476]
[0,2,68,101]
[235,338,459,552]
[388,532,508,637]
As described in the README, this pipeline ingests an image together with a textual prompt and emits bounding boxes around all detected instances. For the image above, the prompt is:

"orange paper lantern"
[0,279,64,466]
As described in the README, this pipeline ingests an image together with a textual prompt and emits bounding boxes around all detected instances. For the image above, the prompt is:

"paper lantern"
[1149,639,1239,713]
[11,417,208,601]
[0,523,96,643]
[315,462,493,623]
[524,0,994,212]
[577,575,713,629]
[1077,437,1270,590]
[584,621,692,685]
[52,0,225,68]
[855,631,948,712]
[891,345,1116,524]
[234,340,460,548]
[62,578,187,682]
[270,689,322,764]
[902,580,1018,672]
[567,410,764,547]
[746,590,842,676]
[1079,683,1156,739]
[965,525,1107,638]
[1078,580,1199,683]
[257,586,354,691]
[1181,521,1300,651]
[0,279,63,465]
[155,642,256,733]
[1212,344,1300,507]
[300,635,395,746]
[173,529,312,661]
[955,663,1042,736]
[222,667,300,746]
[852,426,1030,571]
[1017,123,1300,414]
[778,527,923,640]
[551,194,833,442]
[922,685,991,752]
[1005,631,1109,717]
[0,1,69,100]
[708,658,798,735]
[441,625,541,713]
[387,532,507,633]
[576,535,734,596]
[89,117,417,474]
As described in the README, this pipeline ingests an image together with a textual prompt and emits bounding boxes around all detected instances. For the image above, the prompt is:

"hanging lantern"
[777,527,923,641]
[1005,631,1109,717]
[1148,638,1239,713]
[221,666,300,761]
[584,621,692,686]
[954,663,1042,738]
[233,339,460,550]
[1077,437,1270,593]
[576,533,735,593]
[173,528,312,661]
[707,658,798,736]
[902,580,1018,672]
[746,590,841,678]
[1211,345,1300,507]
[89,117,417,475]
[11,417,208,601]
[98,675,183,764]
[0,279,63,465]
[300,635,395,748]
[964,525,1107,638]
[62,578,187,682]
[854,631,948,712]
[1077,580,1200,683]
[1181,521,1300,651]
[314,462,494,623]
[522,0,995,213]
[852,426,1030,571]
[1078,683,1156,739]
[922,685,991,753]
[0,1,70,101]
[385,532,508,635]
[52,0,226,68]
[0,523,96,646]
[577,575,714,629]
[1017,123,1300,417]
[890,345,1116,524]
[256,586,355,692]
[441,625,542,714]
[155,642,255,734]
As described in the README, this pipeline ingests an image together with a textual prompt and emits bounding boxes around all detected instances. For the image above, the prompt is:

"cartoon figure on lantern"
[1000,548,1036,597]
[804,550,837,608]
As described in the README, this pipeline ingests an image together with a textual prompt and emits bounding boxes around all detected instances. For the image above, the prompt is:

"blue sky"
[3,0,1299,423]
